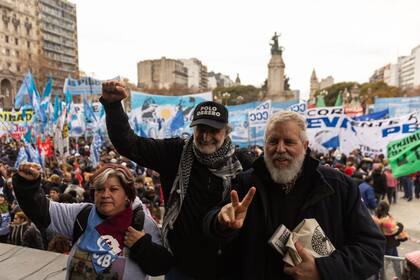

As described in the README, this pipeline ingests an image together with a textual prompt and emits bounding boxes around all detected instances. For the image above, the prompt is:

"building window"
[17,64,21,72]
[27,41,30,48]
[15,38,18,45]
[5,49,10,56]
[15,50,19,57]
[5,36,9,43]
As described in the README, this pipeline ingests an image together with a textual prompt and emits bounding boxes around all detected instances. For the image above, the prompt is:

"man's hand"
[124,226,146,248]
[102,80,128,103]
[284,241,321,280]
[17,162,42,181]
[217,187,256,230]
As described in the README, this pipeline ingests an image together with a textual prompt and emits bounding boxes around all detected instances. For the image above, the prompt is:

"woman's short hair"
[14,211,28,222]
[90,163,136,202]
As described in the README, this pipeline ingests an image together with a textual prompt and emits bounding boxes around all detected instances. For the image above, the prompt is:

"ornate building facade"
[0,0,78,110]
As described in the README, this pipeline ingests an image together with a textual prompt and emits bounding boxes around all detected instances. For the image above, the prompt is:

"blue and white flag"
[26,143,38,162]
[52,95,61,124]
[64,85,73,112]
[41,77,53,112]
[14,147,28,168]
[31,86,47,125]
[14,72,36,109]
[90,132,103,167]
[83,96,97,123]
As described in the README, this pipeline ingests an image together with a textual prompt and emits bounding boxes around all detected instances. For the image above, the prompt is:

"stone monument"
[266,33,294,101]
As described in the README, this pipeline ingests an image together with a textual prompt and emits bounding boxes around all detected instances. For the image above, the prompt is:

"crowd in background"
[1,134,420,277]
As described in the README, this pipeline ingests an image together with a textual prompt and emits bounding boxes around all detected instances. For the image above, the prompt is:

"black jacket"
[205,154,385,280]
[372,170,387,195]
[102,99,235,278]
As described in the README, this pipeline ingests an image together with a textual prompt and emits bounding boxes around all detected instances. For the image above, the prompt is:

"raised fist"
[102,80,128,103]
[18,162,42,181]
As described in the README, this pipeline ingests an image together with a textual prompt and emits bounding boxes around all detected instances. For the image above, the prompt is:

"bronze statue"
[270,32,283,55]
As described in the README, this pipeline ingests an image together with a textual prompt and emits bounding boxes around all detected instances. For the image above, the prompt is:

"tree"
[213,85,260,105]
[318,81,404,106]
[403,86,420,97]
[359,81,402,104]
[316,82,357,106]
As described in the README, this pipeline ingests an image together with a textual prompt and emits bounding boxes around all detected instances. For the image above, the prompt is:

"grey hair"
[92,168,131,191]
[264,110,308,143]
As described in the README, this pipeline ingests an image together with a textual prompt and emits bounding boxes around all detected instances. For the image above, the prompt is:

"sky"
[70,0,420,100]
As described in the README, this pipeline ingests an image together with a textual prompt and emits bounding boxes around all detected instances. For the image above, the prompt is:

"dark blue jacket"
[205,154,385,280]
[359,182,377,210]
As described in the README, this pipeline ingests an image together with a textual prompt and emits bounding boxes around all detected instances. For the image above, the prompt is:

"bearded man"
[204,111,385,280]
[101,81,243,279]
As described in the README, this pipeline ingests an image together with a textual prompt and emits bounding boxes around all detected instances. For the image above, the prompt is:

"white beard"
[264,152,305,185]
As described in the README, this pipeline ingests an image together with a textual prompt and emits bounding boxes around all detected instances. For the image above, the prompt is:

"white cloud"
[70,0,420,99]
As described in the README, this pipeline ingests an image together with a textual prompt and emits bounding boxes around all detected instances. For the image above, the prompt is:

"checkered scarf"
[162,136,242,251]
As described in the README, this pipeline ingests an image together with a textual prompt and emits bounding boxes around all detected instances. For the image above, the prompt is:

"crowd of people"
[0,81,418,279]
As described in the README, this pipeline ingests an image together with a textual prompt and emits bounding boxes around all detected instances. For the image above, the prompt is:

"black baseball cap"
[190,101,228,129]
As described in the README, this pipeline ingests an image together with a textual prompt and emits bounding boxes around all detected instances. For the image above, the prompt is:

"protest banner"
[64,77,102,95]
[130,91,212,138]
[387,130,420,177]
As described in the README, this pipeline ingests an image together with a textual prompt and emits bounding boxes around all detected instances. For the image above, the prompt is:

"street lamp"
[236,95,244,104]
[222,92,231,105]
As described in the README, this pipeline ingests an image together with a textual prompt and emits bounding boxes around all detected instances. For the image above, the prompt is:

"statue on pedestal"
[270,32,283,55]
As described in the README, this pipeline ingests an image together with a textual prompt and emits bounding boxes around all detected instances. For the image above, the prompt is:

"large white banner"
[305,106,420,156]
[306,106,343,154]
[340,111,420,156]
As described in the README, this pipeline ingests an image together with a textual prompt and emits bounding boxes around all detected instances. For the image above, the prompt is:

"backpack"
[72,204,145,243]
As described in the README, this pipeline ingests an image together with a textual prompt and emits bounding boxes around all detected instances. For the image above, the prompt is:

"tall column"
[265,32,288,101]
[266,54,285,100]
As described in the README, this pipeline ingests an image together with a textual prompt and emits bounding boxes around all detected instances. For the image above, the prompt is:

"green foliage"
[317,82,357,106]
[213,85,261,105]
[359,81,402,104]
[318,81,404,106]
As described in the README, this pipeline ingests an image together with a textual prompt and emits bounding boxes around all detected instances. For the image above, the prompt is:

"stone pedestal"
[266,54,286,101]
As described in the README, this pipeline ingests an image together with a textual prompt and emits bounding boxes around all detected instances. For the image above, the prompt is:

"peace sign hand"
[217,187,256,230]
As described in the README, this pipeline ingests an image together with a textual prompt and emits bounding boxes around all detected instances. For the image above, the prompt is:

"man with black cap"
[100,81,242,279]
